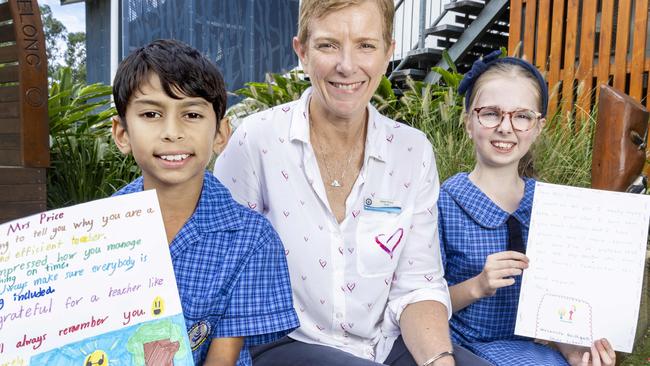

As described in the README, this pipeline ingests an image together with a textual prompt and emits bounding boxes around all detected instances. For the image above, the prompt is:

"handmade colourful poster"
[514,182,650,353]
[0,190,193,365]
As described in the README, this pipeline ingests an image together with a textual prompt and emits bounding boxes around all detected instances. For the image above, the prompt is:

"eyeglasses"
[473,106,541,132]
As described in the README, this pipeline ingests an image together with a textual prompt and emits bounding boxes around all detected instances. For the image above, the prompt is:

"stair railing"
[424,0,508,84]
[389,0,456,81]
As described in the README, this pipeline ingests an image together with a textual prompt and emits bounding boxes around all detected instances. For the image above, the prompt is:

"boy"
[110,39,299,366]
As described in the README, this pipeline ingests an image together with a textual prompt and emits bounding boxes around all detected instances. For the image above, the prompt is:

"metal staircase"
[389,0,510,88]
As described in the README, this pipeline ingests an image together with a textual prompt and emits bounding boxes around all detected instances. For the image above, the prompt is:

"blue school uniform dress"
[114,171,299,366]
[438,173,568,366]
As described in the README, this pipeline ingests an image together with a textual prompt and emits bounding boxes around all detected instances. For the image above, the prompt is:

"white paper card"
[514,182,650,353]
[0,190,193,365]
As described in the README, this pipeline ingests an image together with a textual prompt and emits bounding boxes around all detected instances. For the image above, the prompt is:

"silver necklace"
[311,124,359,188]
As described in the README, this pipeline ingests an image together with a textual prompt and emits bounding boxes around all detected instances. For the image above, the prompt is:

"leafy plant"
[229,70,311,119]
[48,67,115,136]
[48,67,140,209]
[534,110,595,187]
[373,71,470,182]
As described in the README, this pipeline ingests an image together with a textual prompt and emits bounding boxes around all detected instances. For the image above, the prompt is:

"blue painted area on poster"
[30,314,193,365]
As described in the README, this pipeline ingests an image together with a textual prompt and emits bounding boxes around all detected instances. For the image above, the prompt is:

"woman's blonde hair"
[296,0,394,48]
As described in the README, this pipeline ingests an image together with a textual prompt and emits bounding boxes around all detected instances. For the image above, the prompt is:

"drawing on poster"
[31,315,189,365]
[534,294,593,347]
[0,191,193,365]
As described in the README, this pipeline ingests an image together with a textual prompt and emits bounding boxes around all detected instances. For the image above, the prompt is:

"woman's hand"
[474,251,529,298]
[557,339,616,366]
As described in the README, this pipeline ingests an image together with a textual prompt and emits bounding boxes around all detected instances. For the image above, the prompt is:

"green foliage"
[229,70,311,118]
[620,328,650,366]
[48,68,115,135]
[48,67,140,209]
[534,110,595,187]
[40,4,67,79]
[40,5,87,84]
[373,69,471,182]
[64,31,87,83]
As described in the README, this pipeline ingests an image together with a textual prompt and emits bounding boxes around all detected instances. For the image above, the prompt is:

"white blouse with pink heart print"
[214,88,451,362]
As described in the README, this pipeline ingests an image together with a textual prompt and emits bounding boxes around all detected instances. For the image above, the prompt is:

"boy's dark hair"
[113,39,226,127]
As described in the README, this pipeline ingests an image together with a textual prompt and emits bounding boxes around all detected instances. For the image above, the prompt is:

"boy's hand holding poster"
[515,182,650,352]
[0,191,193,365]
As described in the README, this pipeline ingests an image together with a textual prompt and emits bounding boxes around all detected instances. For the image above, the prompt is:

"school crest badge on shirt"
[188,320,212,350]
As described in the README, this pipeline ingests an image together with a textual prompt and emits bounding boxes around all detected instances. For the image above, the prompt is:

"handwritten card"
[514,183,650,352]
[0,190,193,365]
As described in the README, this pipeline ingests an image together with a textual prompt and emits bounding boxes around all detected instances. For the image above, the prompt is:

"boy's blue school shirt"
[438,173,568,365]
[114,171,299,366]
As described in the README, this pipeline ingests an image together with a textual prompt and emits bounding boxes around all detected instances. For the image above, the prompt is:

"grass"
[621,328,650,365]
[534,109,595,186]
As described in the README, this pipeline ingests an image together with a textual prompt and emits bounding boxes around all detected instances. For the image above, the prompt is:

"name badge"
[363,197,401,214]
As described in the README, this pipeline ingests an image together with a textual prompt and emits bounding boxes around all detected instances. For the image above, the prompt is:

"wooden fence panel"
[561,0,580,115]
[613,0,633,91]
[547,0,565,114]
[575,0,598,119]
[523,0,537,61]
[596,0,615,103]
[509,0,523,53]
[510,0,650,178]
[630,0,649,100]
[0,166,46,224]
[510,0,650,115]
[534,0,551,72]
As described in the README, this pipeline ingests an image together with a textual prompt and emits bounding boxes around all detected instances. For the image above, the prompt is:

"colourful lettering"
[108,283,141,297]
[122,309,145,325]
[15,333,46,350]
[39,211,64,225]
[58,315,108,336]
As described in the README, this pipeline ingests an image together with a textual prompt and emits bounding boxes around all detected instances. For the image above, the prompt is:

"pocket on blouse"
[356,209,413,278]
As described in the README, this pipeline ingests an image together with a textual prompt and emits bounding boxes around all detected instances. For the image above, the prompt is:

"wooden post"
[0,0,48,223]
[591,85,648,192]
[8,0,48,167]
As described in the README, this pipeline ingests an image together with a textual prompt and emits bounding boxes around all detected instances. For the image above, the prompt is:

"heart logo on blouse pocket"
[374,228,404,259]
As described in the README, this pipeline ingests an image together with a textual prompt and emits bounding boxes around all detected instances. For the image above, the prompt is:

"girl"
[438,50,616,366]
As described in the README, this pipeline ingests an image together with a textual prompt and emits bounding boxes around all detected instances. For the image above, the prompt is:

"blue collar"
[193,171,242,232]
[442,172,535,228]
[120,171,242,233]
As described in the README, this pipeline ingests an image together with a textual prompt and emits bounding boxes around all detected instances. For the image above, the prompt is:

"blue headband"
[457,49,549,117]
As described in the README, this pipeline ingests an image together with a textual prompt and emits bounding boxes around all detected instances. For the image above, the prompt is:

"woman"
[215,1,488,365]
[438,50,617,366]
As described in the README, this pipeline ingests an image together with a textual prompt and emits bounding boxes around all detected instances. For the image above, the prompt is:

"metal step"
[425,24,465,39]
[426,0,509,84]
[454,15,510,33]
[474,31,509,47]
[436,39,496,56]
[390,68,427,83]
[434,30,508,47]
[444,0,486,16]
[406,47,444,68]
